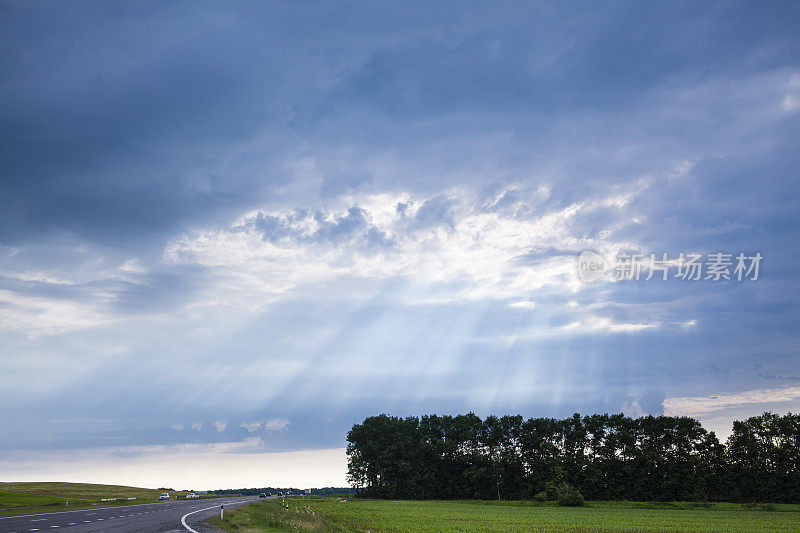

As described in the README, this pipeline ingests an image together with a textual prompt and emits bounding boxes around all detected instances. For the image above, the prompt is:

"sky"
[1,0,799,489]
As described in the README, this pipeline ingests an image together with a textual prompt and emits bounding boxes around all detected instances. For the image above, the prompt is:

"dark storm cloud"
[2,1,797,248]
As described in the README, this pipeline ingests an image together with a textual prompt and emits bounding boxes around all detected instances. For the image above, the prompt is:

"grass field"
[0,482,216,517]
[212,497,800,532]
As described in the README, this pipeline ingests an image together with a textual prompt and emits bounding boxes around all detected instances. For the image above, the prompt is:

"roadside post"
[220,504,224,519]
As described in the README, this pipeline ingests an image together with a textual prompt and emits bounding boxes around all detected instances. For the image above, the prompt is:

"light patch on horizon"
[0,443,347,488]
[663,386,800,418]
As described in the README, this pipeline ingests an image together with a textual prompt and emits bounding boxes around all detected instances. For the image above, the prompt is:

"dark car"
[258,493,267,498]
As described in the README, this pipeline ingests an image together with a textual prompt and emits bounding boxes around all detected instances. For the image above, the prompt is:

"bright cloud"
[164,186,647,304]
[0,289,111,337]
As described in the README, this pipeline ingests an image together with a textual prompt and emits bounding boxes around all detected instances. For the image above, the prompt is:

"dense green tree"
[726,412,800,502]
[347,411,799,502]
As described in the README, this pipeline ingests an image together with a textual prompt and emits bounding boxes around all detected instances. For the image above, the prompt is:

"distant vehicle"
[186,493,198,499]
[159,493,169,501]
[258,493,267,498]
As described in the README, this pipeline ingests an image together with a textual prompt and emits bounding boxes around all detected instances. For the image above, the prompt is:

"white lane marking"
[30,519,46,522]
[49,526,59,528]
[68,523,76,525]
[180,499,252,533]
[83,521,91,523]
[29,529,39,531]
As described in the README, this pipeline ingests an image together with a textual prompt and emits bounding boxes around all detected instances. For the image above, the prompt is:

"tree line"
[208,487,354,496]
[346,412,800,502]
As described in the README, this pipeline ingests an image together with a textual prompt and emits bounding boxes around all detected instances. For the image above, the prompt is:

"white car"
[159,493,169,501]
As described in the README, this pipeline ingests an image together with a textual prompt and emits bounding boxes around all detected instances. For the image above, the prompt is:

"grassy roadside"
[0,482,225,517]
[211,497,800,533]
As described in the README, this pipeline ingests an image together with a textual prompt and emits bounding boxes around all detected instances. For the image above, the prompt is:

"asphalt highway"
[0,496,264,533]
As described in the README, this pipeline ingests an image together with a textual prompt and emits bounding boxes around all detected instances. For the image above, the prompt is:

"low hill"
[0,482,214,517]
[1,482,177,499]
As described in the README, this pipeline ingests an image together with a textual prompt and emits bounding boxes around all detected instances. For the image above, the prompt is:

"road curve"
[0,496,262,533]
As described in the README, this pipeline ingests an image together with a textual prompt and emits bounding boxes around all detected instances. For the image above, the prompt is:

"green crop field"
[213,497,800,533]
[0,482,217,517]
